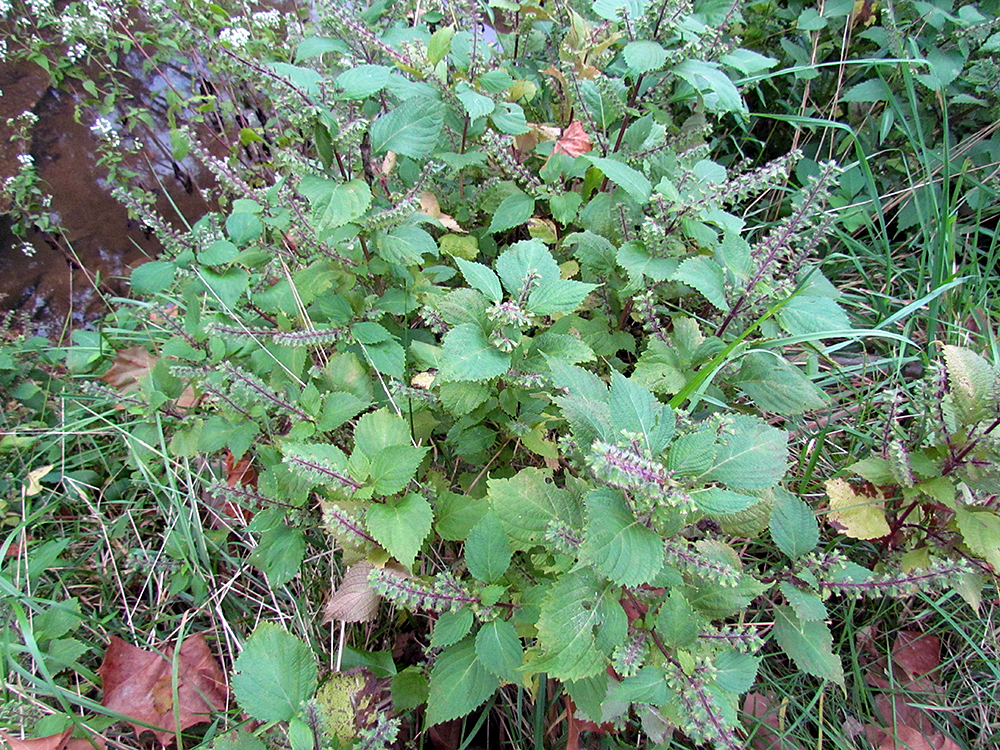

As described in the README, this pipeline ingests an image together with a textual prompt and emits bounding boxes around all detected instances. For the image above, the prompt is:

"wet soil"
[0,55,213,335]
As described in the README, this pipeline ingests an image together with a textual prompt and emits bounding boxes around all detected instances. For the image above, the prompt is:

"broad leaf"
[299,176,372,231]
[702,416,788,490]
[672,257,728,310]
[232,623,317,722]
[585,156,652,203]
[488,467,576,550]
[369,96,445,158]
[335,64,392,100]
[527,278,597,315]
[489,192,536,234]
[772,606,844,687]
[376,224,438,266]
[353,408,411,456]
[624,40,667,73]
[955,506,1000,570]
[825,477,889,540]
[777,295,852,336]
[673,60,746,115]
[608,370,675,456]
[579,488,664,587]
[429,609,474,650]
[475,619,523,683]
[366,493,433,568]
[655,590,701,649]
[531,569,626,681]
[736,352,828,415]
[438,324,511,382]
[465,511,512,583]
[691,487,764,515]
[425,637,499,727]
[769,487,818,559]
[455,257,502,303]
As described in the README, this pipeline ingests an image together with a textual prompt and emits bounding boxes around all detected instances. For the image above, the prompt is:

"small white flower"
[219,27,250,49]
[90,117,114,136]
[66,41,87,62]
[0,0,11,16]
[250,9,281,28]
[19,242,36,258]
[16,153,34,167]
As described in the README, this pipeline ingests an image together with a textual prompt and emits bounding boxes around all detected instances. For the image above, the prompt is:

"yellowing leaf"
[25,465,53,497]
[418,191,465,233]
[825,478,890,540]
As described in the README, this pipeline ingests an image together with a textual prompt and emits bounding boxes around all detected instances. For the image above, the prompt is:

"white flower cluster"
[19,242,37,258]
[26,0,50,15]
[16,153,34,168]
[219,27,251,48]
[0,39,7,62]
[8,111,39,128]
[250,9,281,28]
[58,0,121,43]
[66,41,87,62]
[90,117,120,146]
[0,0,11,16]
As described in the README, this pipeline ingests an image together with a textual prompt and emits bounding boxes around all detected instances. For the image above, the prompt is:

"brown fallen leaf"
[892,631,941,682]
[99,346,198,410]
[324,562,380,623]
[419,192,465,233]
[98,632,229,746]
[551,121,592,158]
[0,730,72,750]
[741,692,805,750]
[864,723,963,750]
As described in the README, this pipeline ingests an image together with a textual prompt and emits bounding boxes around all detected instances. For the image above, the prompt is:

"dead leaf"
[864,723,962,750]
[551,121,592,158]
[418,192,465,233]
[99,346,198,410]
[0,730,72,750]
[741,692,805,750]
[25,465,53,497]
[565,693,616,750]
[324,562,380,623]
[892,631,941,681]
[825,477,890,540]
[98,632,229,746]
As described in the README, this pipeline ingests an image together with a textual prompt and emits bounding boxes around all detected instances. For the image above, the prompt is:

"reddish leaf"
[741,692,805,750]
[564,694,615,750]
[98,632,229,746]
[324,562,380,623]
[0,730,71,750]
[551,121,592,158]
[864,723,962,750]
[892,631,941,681]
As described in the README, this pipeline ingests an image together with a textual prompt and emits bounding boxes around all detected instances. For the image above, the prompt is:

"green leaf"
[200,239,240,266]
[840,78,893,103]
[488,192,535,234]
[368,445,429,495]
[769,487,818,560]
[735,352,828,415]
[593,0,645,21]
[673,60,746,115]
[354,408,411,456]
[955,506,1000,570]
[777,295,852,336]
[713,649,761,694]
[366,492,433,568]
[702,416,788,490]
[456,82,496,119]
[425,637,499,727]
[335,64,392,100]
[580,488,664,587]
[130,261,176,294]
[943,345,999,423]
[391,667,429,711]
[438,324,511,382]
[655,589,701,649]
[496,239,561,293]
[455,257,502,304]
[298,176,372,231]
[232,622,318,722]
[318,392,368,432]
[489,101,530,134]
[672,257,728,310]
[427,25,455,65]
[475,619,523,683]
[434,490,490,541]
[376,225,438,265]
[720,48,778,75]
[201,267,250,310]
[691,487,764,515]
[226,211,263,246]
[773,606,844,687]
[269,63,322,95]
[532,569,626,681]
[465,512,512,583]
[248,524,306,587]
[527,278,597,315]
[584,156,652,203]
[779,582,828,621]
[624,40,667,73]
[370,97,445,158]
[488,467,576,550]
[608,370,675,456]
[295,36,349,61]
[430,609,474,649]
